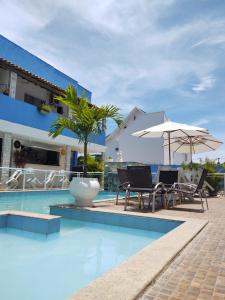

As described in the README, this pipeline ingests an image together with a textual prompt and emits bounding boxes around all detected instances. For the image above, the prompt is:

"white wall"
[106,111,165,164]
[106,110,188,165]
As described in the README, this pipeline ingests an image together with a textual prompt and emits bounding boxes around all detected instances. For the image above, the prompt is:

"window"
[21,146,60,166]
[24,94,43,107]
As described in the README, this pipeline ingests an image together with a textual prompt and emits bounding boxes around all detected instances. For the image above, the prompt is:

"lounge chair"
[125,165,163,212]
[116,168,130,205]
[5,169,22,189]
[173,168,209,212]
[28,171,56,189]
[58,170,70,188]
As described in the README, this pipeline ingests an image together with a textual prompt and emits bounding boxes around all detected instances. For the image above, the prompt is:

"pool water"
[0,190,125,214]
[0,190,180,300]
[0,218,164,300]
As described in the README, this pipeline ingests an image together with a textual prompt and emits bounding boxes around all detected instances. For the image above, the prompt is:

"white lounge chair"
[58,170,70,188]
[5,170,22,189]
[28,171,56,189]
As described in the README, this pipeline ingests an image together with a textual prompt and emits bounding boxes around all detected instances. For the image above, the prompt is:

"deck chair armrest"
[120,181,130,189]
[153,182,165,192]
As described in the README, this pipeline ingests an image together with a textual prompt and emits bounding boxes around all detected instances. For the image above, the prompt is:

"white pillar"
[65,146,71,171]
[9,72,17,98]
[1,133,12,181]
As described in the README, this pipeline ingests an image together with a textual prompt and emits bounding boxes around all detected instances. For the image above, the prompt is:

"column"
[65,146,71,171]
[1,133,12,182]
[9,72,17,99]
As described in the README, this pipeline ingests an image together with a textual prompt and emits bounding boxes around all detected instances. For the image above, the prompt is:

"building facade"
[105,107,188,165]
[0,35,105,175]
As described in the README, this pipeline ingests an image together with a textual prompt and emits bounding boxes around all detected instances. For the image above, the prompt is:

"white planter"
[69,177,100,207]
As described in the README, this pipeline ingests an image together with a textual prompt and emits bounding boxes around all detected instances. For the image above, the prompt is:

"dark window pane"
[22,146,59,166]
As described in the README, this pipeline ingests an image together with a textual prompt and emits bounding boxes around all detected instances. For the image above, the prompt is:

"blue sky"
[1,0,225,161]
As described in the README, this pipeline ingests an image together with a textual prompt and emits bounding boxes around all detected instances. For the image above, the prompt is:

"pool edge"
[69,209,208,300]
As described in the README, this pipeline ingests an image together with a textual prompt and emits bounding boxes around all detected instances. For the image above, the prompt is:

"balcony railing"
[0,166,104,191]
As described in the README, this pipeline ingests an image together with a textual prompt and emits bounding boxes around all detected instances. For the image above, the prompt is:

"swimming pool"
[0,190,124,214]
[0,190,182,300]
[0,210,181,300]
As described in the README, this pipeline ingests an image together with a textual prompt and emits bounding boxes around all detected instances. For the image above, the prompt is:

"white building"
[106,107,188,165]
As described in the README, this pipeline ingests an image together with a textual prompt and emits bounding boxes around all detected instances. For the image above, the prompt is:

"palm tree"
[49,85,123,176]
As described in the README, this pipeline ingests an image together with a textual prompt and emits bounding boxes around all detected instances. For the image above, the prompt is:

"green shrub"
[77,155,104,172]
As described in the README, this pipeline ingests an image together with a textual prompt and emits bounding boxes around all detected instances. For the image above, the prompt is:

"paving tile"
[126,196,225,300]
[94,196,225,300]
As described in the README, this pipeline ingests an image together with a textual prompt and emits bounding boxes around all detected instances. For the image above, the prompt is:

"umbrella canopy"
[164,134,223,162]
[132,121,208,164]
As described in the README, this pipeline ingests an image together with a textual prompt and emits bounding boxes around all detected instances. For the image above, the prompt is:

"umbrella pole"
[190,137,193,168]
[168,131,171,165]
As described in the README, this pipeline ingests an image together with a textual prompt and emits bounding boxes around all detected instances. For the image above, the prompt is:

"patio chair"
[173,168,209,212]
[125,165,164,212]
[158,170,179,208]
[159,170,179,187]
[116,168,130,205]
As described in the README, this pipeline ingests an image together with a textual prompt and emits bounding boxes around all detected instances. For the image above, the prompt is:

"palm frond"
[49,117,79,138]
[49,85,122,176]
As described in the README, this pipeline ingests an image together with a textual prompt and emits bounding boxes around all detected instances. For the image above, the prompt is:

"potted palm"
[49,85,122,206]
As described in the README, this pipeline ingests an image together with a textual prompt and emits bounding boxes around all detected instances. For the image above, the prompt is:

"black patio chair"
[116,168,130,205]
[125,165,163,212]
[159,170,179,188]
[158,170,179,208]
[173,168,209,212]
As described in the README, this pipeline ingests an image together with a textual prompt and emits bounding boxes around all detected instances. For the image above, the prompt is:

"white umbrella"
[132,121,208,164]
[164,134,223,163]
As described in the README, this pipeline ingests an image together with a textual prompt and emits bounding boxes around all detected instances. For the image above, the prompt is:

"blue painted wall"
[0,35,92,101]
[0,94,105,146]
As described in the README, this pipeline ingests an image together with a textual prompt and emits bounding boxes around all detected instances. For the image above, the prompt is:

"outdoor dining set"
[116,166,209,212]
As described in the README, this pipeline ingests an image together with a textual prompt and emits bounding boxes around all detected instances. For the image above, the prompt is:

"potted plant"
[49,85,122,206]
[38,104,52,115]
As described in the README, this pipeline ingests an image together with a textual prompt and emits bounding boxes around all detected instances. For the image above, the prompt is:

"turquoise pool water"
[0,190,181,300]
[0,190,123,214]
[0,218,164,300]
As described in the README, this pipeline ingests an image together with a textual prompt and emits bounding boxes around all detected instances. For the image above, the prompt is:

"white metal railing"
[0,167,104,191]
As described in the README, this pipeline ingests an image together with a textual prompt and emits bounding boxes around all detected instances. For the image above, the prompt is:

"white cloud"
[192,118,209,127]
[0,0,225,144]
[192,76,215,93]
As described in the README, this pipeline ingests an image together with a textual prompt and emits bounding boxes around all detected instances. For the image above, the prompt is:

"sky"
[0,0,225,162]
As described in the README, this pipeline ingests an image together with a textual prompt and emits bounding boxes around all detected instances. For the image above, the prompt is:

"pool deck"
[88,196,225,300]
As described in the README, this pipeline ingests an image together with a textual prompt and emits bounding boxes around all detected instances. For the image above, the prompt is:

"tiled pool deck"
[87,196,225,300]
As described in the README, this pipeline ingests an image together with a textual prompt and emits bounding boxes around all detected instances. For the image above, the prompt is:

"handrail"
[0,166,104,191]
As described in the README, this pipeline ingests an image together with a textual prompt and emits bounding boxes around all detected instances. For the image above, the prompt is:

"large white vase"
[69,177,100,207]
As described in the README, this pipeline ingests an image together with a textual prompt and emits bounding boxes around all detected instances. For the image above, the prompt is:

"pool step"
[0,210,61,234]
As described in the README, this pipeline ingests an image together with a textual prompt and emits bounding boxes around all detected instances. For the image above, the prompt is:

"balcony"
[0,93,105,146]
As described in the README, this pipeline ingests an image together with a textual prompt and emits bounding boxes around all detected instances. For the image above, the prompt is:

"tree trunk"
[83,140,88,177]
